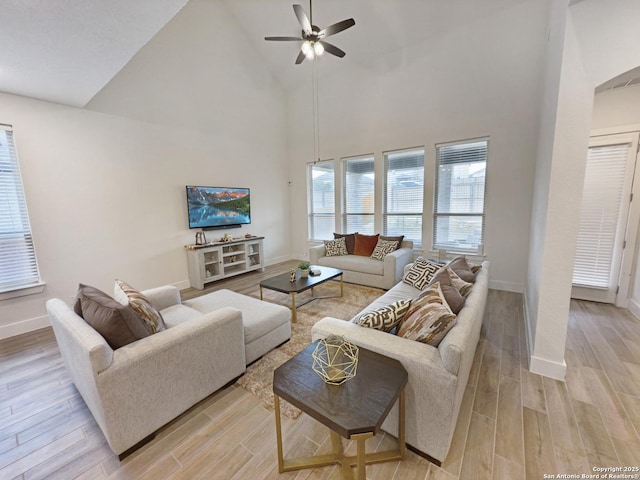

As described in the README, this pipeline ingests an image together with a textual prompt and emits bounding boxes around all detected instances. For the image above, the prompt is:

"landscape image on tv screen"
[186,186,251,229]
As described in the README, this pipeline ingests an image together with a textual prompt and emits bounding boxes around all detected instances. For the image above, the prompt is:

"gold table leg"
[291,292,297,323]
[274,394,284,473]
[340,274,344,297]
[259,285,263,300]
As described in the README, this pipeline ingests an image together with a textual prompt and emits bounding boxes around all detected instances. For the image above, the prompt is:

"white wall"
[0,0,289,339]
[287,0,549,292]
[525,0,640,379]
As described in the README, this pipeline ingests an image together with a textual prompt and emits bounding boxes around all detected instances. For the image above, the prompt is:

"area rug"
[236,280,383,419]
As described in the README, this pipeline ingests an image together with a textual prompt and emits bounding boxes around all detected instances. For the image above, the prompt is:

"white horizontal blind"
[308,161,335,240]
[434,139,488,251]
[343,155,375,234]
[383,148,424,246]
[0,127,41,291]
[572,143,629,288]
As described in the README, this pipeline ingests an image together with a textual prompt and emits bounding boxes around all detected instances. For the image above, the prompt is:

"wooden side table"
[273,341,408,480]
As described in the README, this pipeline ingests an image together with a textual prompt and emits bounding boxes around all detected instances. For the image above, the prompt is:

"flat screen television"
[186,186,251,230]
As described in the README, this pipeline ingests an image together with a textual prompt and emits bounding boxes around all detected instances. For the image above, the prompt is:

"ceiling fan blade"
[319,40,346,58]
[264,36,303,41]
[295,49,307,64]
[320,18,355,38]
[293,4,312,33]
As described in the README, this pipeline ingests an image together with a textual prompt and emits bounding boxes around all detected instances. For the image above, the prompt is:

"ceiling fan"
[265,1,355,64]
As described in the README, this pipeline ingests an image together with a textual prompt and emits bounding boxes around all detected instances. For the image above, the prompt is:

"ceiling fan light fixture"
[313,41,324,56]
[302,40,314,59]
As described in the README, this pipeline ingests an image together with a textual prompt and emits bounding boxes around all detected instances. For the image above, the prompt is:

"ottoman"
[184,289,291,364]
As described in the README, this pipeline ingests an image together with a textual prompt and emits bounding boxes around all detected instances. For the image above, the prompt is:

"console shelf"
[185,236,264,289]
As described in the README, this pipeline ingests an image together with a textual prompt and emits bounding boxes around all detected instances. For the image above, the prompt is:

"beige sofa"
[311,260,489,463]
[47,286,290,456]
[309,240,414,290]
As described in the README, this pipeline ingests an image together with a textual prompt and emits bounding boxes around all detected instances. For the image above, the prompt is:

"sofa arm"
[142,285,182,310]
[382,247,414,289]
[97,307,246,454]
[309,244,326,264]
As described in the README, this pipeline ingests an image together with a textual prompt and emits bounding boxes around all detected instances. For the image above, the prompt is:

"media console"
[185,236,264,289]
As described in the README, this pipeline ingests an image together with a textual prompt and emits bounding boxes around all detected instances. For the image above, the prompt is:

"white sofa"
[309,240,414,290]
[46,286,290,456]
[311,260,489,463]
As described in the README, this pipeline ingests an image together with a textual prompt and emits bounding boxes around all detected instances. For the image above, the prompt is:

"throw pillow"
[354,299,412,332]
[370,239,399,261]
[353,233,380,256]
[448,256,478,283]
[324,237,348,256]
[445,267,473,297]
[380,235,404,249]
[397,300,457,347]
[333,233,356,254]
[427,268,466,314]
[114,280,166,334]
[74,284,151,349]
[402,257,442,290]
[404,282,447,319]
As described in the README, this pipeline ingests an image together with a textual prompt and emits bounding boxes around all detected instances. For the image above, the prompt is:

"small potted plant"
[298,261,311,278]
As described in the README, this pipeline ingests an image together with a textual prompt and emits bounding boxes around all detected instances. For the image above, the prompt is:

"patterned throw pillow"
[402,257,442,290]
[427,268,466,314]
[333,233,356,254]
[324,237,348,256]
[397,283,457,346]
[445,267,473,297]
[370,239,399,261]
[114,280,166,334]
[354,299,412,332]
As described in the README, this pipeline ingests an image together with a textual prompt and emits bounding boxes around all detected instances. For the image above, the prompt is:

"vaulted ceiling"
[0,0,543,108]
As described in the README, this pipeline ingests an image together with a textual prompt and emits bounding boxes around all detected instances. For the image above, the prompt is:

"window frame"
[383,147,425,247]
[0,124,44,299]
[433,138,488,253]
[307,159,336,241]
[342,154,376,235]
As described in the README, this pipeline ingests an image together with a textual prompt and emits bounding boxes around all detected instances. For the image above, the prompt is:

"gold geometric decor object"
[312,334,359,385]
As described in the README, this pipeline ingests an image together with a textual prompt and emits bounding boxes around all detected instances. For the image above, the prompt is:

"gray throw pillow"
[74,284,151,349]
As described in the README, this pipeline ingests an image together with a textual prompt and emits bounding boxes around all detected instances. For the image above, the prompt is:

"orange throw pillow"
[353,233,380,256]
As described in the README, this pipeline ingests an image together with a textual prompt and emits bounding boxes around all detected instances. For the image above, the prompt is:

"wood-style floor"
[1,261,639,479]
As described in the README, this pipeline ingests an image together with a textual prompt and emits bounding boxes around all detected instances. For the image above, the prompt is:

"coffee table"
[259,266,343,322]
[272,341,408,480]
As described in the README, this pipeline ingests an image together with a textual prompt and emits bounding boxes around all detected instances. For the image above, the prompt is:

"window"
[383,148,424,246]
[308,161,335,240]
[343,155,375,234]
[0,126,42,293]
[434,139,488,252]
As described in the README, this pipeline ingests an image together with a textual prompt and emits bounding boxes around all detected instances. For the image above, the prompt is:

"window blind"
[572,143,629,288]
[344,156,375,234]
[0,127,41,292]
[383,148,424,246]
[434,139,487,251]
[308,161,335,240]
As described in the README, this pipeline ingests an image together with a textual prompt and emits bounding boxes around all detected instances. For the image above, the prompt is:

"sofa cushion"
[448,256,478,283]
[380,235,404,249]
[445,267,473,296]
[402,257,441,290]
[353,233,379,256]
[370,239,399,260]
[428,268,466,314]
[353,298,411,332]
[397,283,457,346]
[334,233,356,254]
[317,254,385,275]
[74,284,151,349]
[159,304,204,328]
[324,237,348,257]
[114,279,166,334]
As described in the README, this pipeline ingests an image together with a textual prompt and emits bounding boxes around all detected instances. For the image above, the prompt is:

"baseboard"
[488,280,523,293]
[628,298,640,320]
[0,315,50,341]
[522,289,533,369]
[529,355,567,381]
[171,280,190,291]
